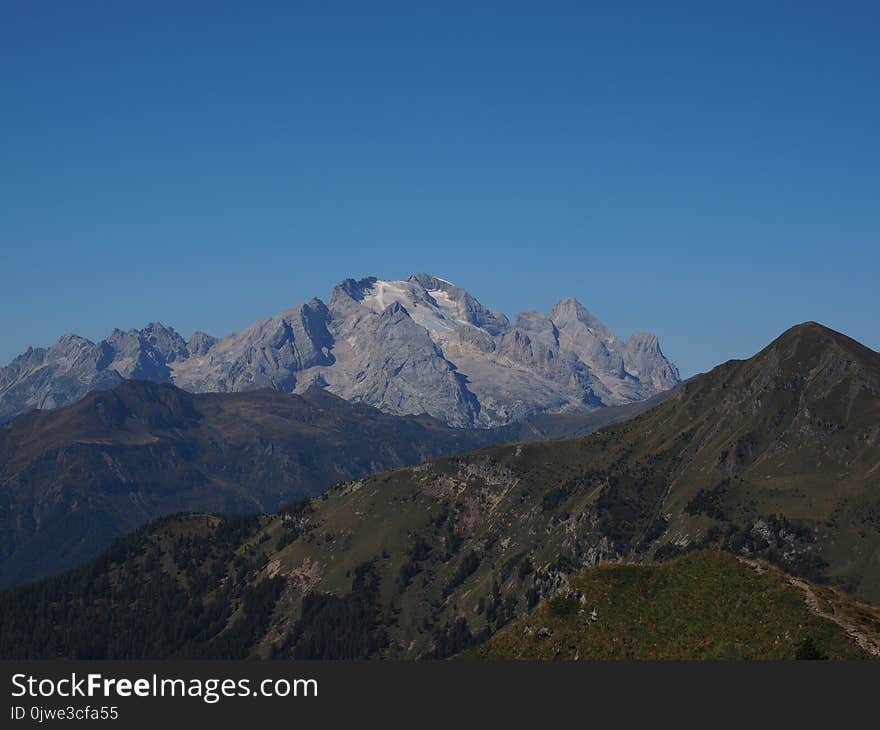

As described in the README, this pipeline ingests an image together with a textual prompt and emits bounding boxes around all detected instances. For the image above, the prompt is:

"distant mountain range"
[0,273,680,427]
[2,321,877,659]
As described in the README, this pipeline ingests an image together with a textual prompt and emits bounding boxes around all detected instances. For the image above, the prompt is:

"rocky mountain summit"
[0,274,680,426]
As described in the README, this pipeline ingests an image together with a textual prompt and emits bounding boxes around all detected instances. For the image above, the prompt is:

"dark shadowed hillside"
[0,378,671,588]
[0,382,506,587]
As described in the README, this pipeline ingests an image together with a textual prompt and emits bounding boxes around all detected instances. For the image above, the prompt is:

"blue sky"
[1,1,877,376]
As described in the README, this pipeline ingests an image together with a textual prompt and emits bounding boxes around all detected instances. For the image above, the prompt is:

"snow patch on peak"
[361,279,411,313]
[360,279,458,334]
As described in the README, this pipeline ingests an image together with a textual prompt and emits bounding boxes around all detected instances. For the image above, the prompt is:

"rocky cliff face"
[0,324,186,422]
[0,273,680,426]
[171,299,334,394]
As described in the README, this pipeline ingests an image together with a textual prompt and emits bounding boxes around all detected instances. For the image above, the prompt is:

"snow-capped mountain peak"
[0,273,680,427]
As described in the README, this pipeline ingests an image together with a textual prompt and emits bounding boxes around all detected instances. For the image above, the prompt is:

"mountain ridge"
[0,273,680,426]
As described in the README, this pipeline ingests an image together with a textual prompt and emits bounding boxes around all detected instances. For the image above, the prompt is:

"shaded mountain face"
[2,322,876,660]
[0,376,672,589]
[0,274,680,426]
[0,381,510,588]
[653,322,880,599]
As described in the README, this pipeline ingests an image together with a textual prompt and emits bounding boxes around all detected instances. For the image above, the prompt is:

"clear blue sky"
[1,1,877,376]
